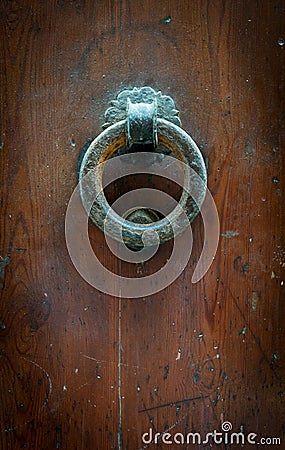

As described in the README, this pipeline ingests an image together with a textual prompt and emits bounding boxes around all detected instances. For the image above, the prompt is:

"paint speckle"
[63,385,67,392]
[0,255,11,289]
[163,365,169,380]
[234,256,249,273]
[244,140,255,157]
[251,291,258,311]
[176,348,181,360]
[164,16,172,23]
[272,177,280,183]
[278,37,285,46]
[193,372,199,384]
[221,231,239,238]
[273,247,285,265]
[176,405,181,415]
[239,327,246,342]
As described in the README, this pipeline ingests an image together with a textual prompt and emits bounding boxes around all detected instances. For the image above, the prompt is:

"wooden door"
[1,1,284,449]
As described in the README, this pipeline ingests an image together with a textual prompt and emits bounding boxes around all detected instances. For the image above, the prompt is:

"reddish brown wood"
[1,1,284,449]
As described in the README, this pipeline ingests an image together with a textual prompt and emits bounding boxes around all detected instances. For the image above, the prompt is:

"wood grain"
[1,1,284,449]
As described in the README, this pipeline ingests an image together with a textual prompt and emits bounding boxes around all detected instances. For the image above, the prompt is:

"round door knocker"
[78,87,207,249]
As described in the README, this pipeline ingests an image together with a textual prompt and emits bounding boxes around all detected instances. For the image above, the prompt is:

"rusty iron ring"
[79,118,207,248]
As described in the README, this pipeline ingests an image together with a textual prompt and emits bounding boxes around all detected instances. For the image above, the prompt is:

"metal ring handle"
[78,92,207,249]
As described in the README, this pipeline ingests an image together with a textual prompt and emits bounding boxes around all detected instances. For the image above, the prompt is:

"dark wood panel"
[0,1,284,449]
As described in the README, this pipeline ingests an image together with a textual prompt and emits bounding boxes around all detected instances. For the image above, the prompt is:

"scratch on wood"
[21,357,53,402]
[228,286,283,382]
[80,352,145,370]
[141,414,187,449]
[72,382,89,394]
[80,353,103,363]
[138,395,209,413]
[189,354,220,368]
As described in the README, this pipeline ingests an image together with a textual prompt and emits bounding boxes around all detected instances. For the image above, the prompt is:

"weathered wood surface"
[1,1,284,449]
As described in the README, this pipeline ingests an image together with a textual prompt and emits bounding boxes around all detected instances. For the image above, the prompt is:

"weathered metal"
[103,86,181,129]
[78,87,207,248]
